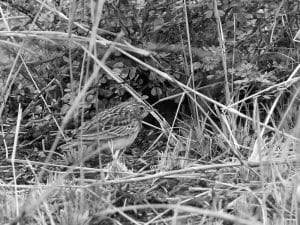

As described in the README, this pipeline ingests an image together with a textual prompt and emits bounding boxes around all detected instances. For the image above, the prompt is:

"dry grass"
[1,1,300,225]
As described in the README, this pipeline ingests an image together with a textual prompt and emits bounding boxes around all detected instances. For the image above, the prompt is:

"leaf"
[149,71,157,81]
[204,10,213,19]
[116,88,126,96]
[62,93,72,103]
[159,52,170,57]
[156,87,162,96]
[151,87,157,96]
[112,68,122,77]
[120,70,128,78]
[61,104,70,114]
[113,62,124,68]
[99,77,107,84]
[129,67,137,80]
[193,62,202,70]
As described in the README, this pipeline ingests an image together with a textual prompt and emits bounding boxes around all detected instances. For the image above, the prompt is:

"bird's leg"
[117,147,127,158]
[108,140,118,160]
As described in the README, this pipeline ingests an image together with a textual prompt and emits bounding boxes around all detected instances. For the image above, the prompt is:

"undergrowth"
[1,0,300,225]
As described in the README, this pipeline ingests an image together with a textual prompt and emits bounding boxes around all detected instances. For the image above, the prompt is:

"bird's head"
[126,101,151,119]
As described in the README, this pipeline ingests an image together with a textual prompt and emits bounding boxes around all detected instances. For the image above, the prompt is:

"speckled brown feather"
[61,100,149,151]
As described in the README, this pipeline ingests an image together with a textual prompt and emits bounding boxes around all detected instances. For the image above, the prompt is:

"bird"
[60,99,150,161]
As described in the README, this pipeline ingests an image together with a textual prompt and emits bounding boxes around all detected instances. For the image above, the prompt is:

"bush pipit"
[61,100,150,160]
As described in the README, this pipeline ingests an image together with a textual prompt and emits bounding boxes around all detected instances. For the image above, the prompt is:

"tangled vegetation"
[1,0,300,224]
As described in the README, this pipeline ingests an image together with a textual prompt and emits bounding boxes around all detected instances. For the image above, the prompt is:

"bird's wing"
[77,120,141,141]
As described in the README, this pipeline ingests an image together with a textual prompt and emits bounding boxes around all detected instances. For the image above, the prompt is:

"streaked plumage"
[61,100,150,153]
